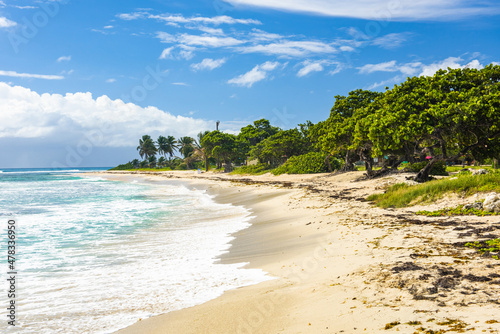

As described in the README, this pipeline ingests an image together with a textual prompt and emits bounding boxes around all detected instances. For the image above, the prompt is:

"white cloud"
[157,31,244,48]
[0,82,211,146]
[13,5,36,9]
[362,57,486,89]
[117,12,147,20]
[297,60,344,77]
[339,45,355,52]
[0,1,5,7]
[191,58,227,71]
[106,78,116,83]
[228,61,281,87]
[104,25,114,29]
[358,60,400,74]
[249,29,283,41]
[172,82,189,86]
[297,60,325,77]
[419,57,483,77]
[143,13,261,26]
[159,47,174,59]
[358,60,425,76]
[222,0,500,21]
[178,34,244,47]
[195,26,224,35]
[492,62,500,66]
[238,40,336,57]
[371,33,411,49]
[0,70,64,80]
[57,56,71,62]
[366,75,404,90]
[0,17,16,28]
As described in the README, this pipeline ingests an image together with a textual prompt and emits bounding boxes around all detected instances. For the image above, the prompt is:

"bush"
[175,162,188,170]
[407,160,448,176]
[231,163,274,175]
[272,152,341,175]
[109,162,134,170]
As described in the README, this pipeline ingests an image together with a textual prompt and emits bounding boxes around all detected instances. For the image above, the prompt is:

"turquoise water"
[0,169,271,333]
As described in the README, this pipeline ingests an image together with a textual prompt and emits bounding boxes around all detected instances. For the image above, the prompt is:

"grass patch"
[230,163,274,175]
[465,239,500,259]
[416,205,499,217]
[367,172,500,208]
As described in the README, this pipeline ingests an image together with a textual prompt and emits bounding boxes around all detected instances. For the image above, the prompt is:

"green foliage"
[272,152,340,175]
[310,89,382,163]
[407,161,448,175]
[231,163,274,175]
[249,128,309,164]
[137,135,157,160]
[465,239,500,259]
[109,162,134,170]
[367,171,500,208]
[417,205,499,217]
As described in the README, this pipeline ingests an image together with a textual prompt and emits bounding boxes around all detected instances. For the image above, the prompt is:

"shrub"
[231,163,274,175]
[272,152,341,175]
[109,162,134,170]
[407,160,448,176]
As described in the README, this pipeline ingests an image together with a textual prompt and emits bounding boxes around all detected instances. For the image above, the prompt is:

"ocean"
[0,168,272,333]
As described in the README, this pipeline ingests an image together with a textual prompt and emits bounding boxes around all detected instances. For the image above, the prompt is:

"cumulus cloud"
[358,57,484,78]
[419,57,483,77]
[228,61,281,87]
[0,16,16,28]
[222,0,500,21]
[0,70,64,80]
[0,82,212,147]
[191,58,227,71]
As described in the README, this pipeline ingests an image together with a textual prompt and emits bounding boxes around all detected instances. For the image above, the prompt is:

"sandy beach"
[94,170,500,334]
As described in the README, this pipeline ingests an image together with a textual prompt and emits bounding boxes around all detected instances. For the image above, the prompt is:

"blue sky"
[0,0,499,168]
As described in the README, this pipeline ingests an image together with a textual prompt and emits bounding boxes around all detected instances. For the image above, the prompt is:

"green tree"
[137,135,157,160]
[178,136,195,159]
[158,156,166,167]
[201,131,237,171]
[148,155,157,168]
[193,131,210,171]
[237,119,280,157]
[157,135,178,160]
[310,89,382,172]
[249,128,308,165]
[364,65,500,182]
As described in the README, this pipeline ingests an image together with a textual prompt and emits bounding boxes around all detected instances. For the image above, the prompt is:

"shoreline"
[90,170,500,334]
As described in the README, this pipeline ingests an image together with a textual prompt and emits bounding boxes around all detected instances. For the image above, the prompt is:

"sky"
[0,0,499,168]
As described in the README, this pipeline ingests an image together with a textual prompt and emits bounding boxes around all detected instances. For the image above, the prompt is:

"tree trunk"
[494,159,499,169]
[325,154,332,172]
[341,151,357,172]
[365,160,374,177]
[204,157,209,172]
[414,159,437,183]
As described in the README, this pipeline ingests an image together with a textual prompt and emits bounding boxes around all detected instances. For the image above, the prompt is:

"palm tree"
[193,131,210,171]
[178,136,194,159]
[148,155,157,168]
[156,135,177,159]
[131,159,140,169]
[158,156,166,168]
[137,135,157,160]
